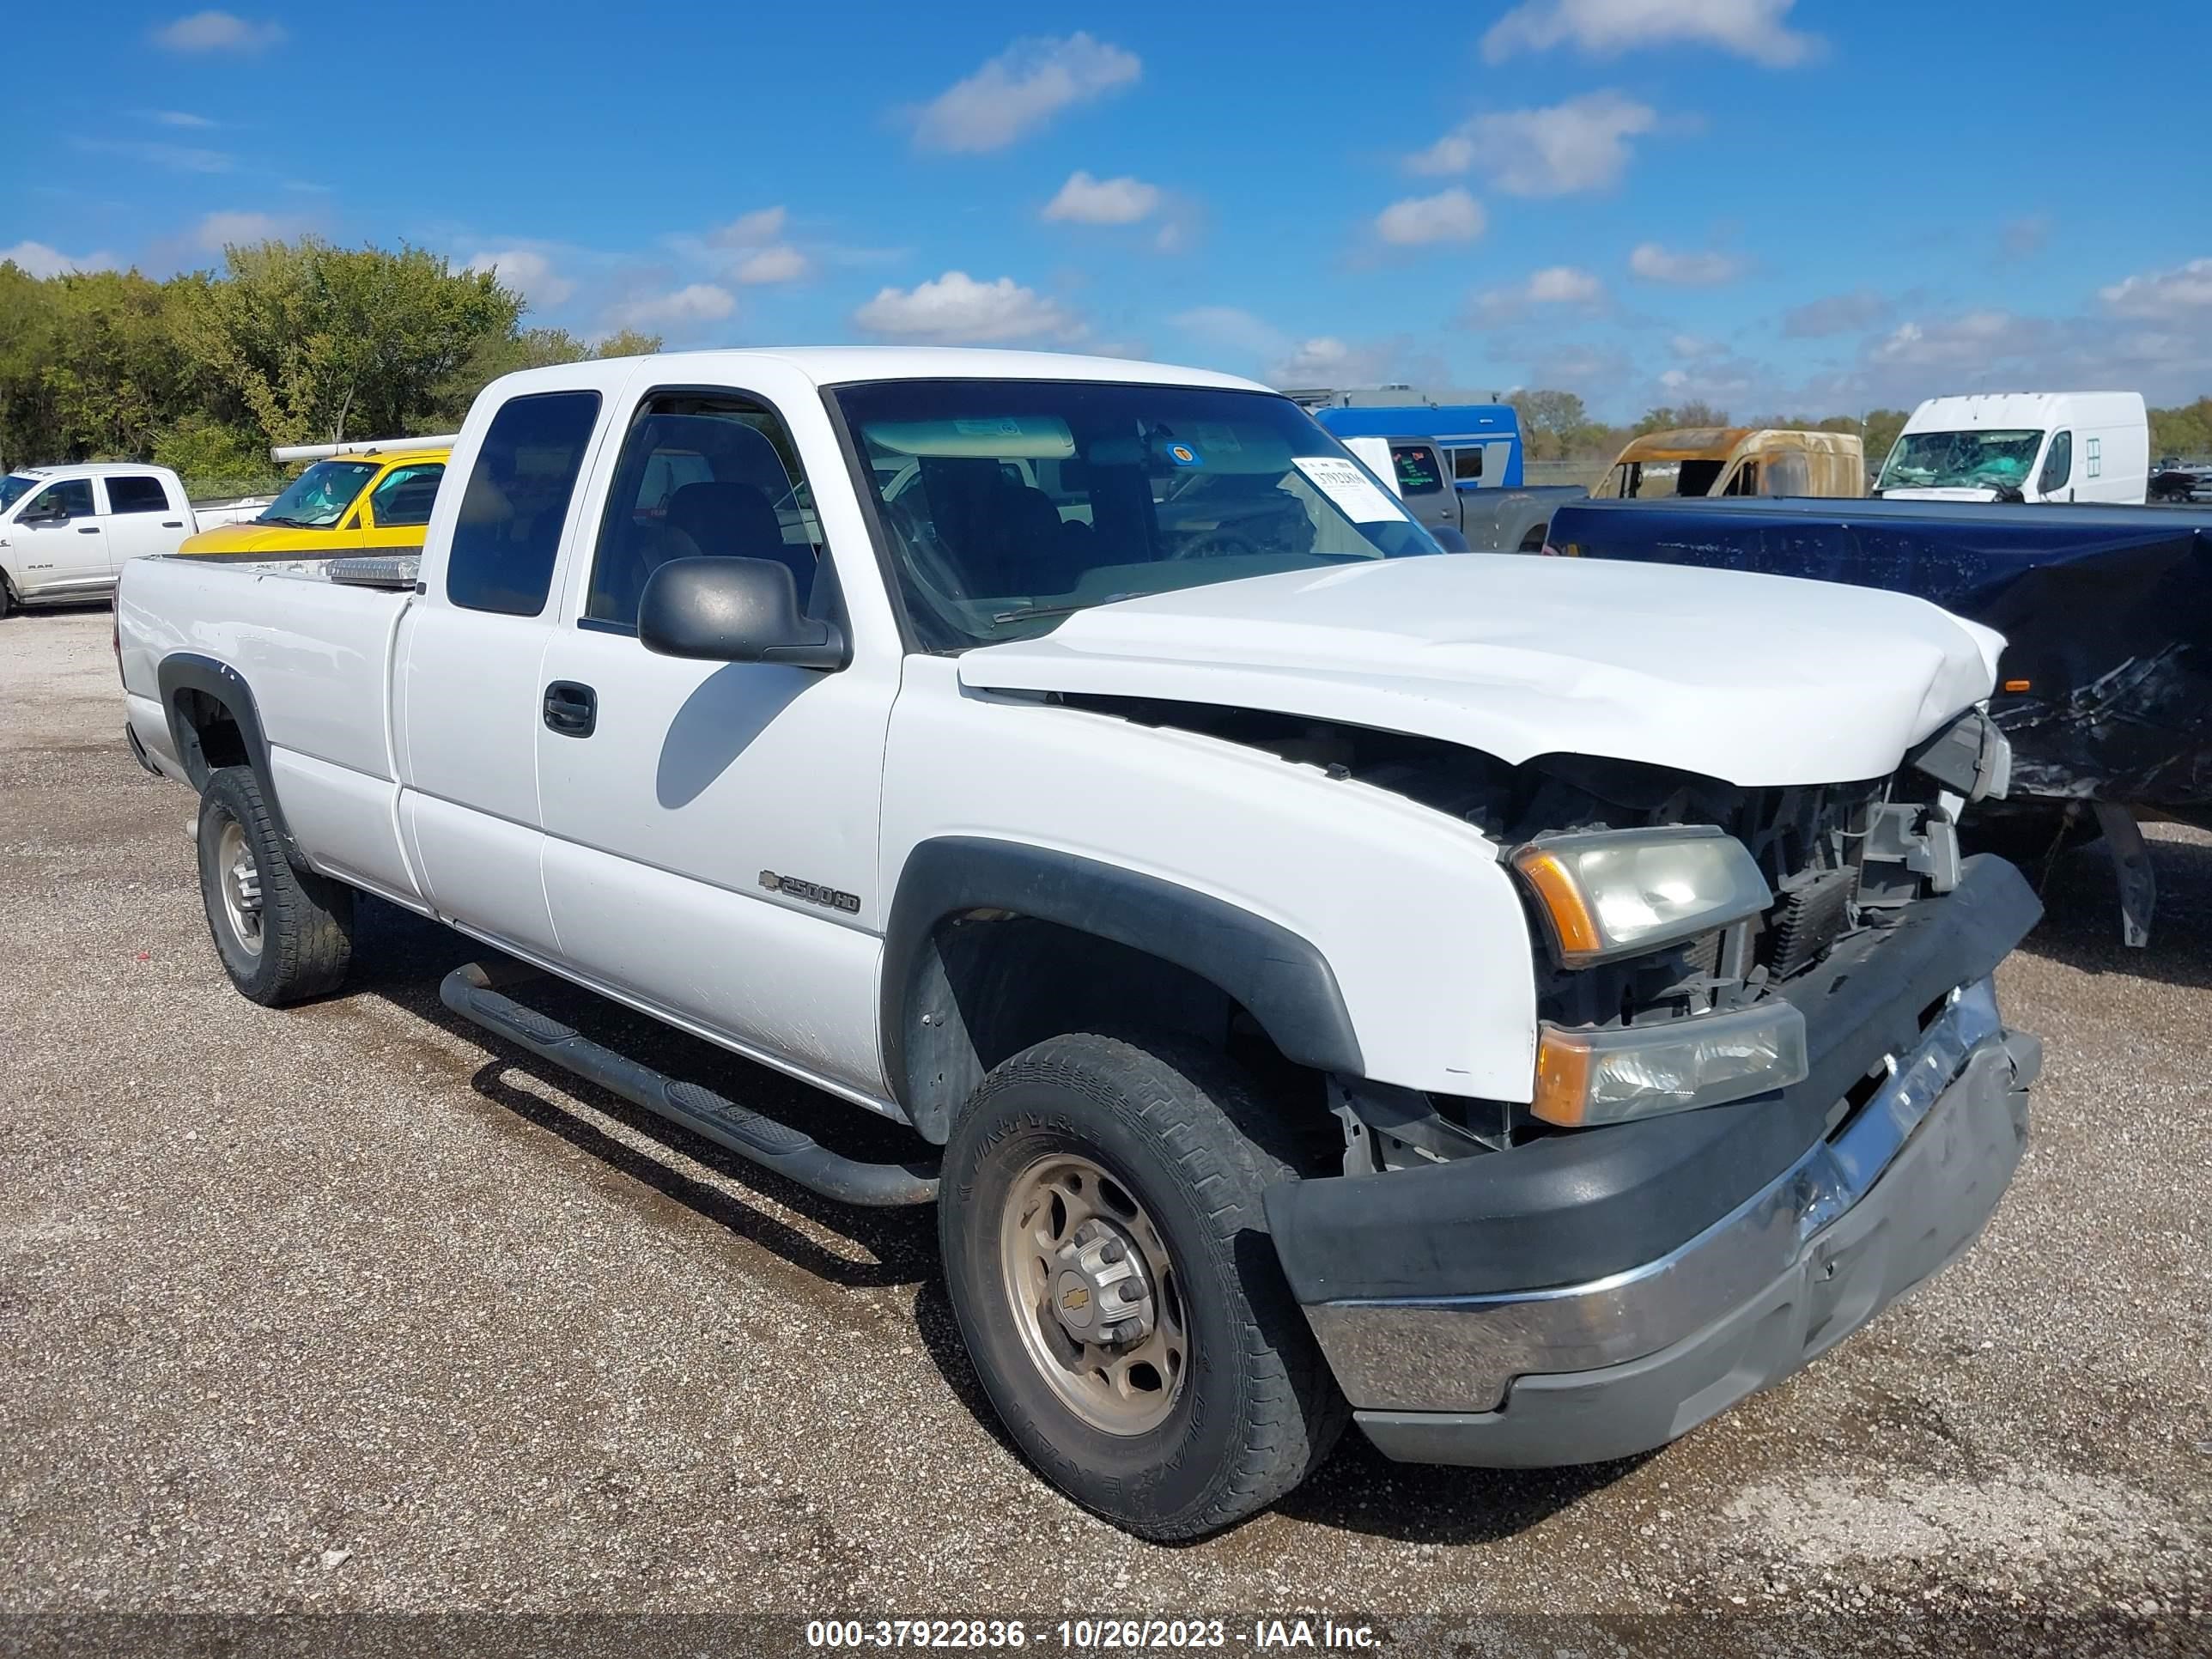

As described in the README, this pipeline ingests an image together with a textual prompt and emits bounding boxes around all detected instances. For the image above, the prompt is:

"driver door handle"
[543,681,597,738]
[77,526,100,534]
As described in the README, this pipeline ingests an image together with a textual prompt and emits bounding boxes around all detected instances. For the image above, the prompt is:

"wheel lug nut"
[1099,1240,1127,1264]
[1119,1280,1145,1303]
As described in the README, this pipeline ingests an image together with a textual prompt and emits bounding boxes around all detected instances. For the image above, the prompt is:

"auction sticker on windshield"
[1293,454,1407,523]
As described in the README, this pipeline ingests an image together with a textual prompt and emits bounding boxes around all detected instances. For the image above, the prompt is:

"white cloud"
[732,245,809,285]
[2,241,118,278]
[1042,170,1161,226]
[1269,337,1407,388]
[1375,188,1486,246]
[1869,311,2021,368]
[1483,0,1817,66]
[1527,264,1605,303]
[2099,257,2212,319]
[465,247,576,307]
[1783,289,1889,337]
[1410,92,1659,196]
[1468,264,1605,325]
[151,10,285,52]
[1171,306,1290,358]
[854,271,1082,344]
[74,137,232,173]
[710,207,787,248]
[1629,241,1741,285]
[147,109,216,128]
[609,283,737,331]
[196,210,283,251]
[913,33,1139,153]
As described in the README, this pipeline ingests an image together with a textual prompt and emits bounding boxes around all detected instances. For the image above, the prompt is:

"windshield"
[0,475,40,514]
[257,459,380,528]
[831,380,1441,651]
[1878,428,2043,492]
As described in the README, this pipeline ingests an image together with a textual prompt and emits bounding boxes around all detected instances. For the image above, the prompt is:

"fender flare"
[880,836,1364,1141]
[155,653,297,854]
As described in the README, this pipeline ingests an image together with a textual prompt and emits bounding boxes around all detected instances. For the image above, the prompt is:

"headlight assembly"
[1511,826,1772,968]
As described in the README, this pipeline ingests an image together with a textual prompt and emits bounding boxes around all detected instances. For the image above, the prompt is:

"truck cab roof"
[519,345,1272,395]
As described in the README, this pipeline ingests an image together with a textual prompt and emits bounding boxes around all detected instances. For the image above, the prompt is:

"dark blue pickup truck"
[1544,495,2212,945]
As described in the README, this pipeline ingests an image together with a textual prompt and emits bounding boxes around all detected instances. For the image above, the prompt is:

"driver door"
[13,478,108,596]
[532,380,895,1097]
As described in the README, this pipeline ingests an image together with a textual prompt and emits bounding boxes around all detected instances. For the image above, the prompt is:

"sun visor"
[866,416,1076,459]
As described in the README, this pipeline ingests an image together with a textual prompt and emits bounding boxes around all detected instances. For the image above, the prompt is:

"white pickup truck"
[0,463,265,616]
[117,348,2044,1540]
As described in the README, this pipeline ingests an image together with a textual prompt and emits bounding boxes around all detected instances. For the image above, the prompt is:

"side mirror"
[23,505,66,526]
[1428,525,1473,554]
[638,556,846,670]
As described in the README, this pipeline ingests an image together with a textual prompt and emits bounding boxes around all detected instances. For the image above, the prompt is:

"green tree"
[1860,408,1908,471]
[178,237,522,447]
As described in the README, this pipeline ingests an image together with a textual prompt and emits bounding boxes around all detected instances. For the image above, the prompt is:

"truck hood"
[957,556,2005,788]
[177,520,325,556]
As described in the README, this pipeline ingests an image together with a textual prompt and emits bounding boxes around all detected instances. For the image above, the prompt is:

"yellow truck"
[178,438,452,560]
[1588,427,1867,501]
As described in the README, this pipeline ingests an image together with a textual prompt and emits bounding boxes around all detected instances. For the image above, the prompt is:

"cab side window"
[1451,447,1483,483]
[106,476,170,514]
[2039,430,2073,495]
[586,392,823,629]
[367,462,445,528]
[27,479,95,519]
[1389,444,1443,495]
[446,392,601,617]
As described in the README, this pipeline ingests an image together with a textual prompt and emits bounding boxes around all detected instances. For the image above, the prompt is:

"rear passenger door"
[531,378,896,1098]
[397,387,611,958]
[100,473,187,569]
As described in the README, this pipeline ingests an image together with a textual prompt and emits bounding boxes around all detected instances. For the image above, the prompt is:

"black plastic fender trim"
[881,836,1364,1144]
[155,653,297,856]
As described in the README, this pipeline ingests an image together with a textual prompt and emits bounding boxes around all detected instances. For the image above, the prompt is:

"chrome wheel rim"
[998,1152,1188,1436]
[216,818,264,957]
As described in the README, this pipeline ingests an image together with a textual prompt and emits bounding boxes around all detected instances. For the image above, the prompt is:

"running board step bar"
[439,962,939,1206]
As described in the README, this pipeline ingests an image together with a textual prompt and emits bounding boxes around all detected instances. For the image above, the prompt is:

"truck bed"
[118,553,423,904]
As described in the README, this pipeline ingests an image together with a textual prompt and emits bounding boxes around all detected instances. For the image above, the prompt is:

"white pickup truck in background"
[117,348,2043,1540]
[0,463,265,615]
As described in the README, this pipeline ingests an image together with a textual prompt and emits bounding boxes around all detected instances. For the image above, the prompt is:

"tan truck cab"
[1590,428,1867,501]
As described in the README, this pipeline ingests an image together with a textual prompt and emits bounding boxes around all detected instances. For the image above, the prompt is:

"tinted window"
[447,392,601,617]
[2039,429,2072,495]
[27,478,94,519]
[0,476,36,514]
[586,393,821,627]
[106,475,170,514]
[833,379,1438,653]
[367,461,444,528]
[1390,444,1443,495]
[1451,447,1483,483]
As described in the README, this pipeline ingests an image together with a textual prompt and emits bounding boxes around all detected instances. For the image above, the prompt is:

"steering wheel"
[880,495,980,626]
[1170,530,1258,562]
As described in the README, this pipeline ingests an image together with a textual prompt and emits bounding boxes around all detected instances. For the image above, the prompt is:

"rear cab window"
[446,392,603,616]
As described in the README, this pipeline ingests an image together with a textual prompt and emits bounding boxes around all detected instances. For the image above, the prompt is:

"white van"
[1874,392,2148,504]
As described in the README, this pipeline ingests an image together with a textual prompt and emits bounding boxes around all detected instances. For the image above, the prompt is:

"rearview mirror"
[638,557,846,671]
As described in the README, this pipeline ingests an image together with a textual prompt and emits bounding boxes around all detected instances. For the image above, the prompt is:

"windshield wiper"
[257,514,314,527]
[991,603,1088,625]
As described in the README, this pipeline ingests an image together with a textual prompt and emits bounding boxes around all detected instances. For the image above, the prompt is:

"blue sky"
[8,0,2210,419]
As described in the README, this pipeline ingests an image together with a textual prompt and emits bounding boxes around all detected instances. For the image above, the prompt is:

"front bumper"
[1269,855,2045,1469]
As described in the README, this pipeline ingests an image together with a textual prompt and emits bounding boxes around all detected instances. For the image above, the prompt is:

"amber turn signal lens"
[2002,678,2032,693]
[1531,1030,1596,1127]
[1510,848,1603,957]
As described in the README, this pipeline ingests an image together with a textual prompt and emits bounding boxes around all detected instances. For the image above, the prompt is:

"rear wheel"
[195,765,354,1005]
[939,1031,1346,1540]
[0,577,16,619]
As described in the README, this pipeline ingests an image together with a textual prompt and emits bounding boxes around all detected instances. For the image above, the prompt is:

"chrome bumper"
[1306,978,2039,1421]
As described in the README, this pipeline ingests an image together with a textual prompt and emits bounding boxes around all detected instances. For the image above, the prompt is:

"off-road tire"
[0,577,16,619]
[195,765,354,1005]
[939,1031,1347,1540]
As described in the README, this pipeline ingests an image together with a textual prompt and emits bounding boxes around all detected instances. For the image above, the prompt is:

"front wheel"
[195,766,355,1006]
[939,1032,1346,1540]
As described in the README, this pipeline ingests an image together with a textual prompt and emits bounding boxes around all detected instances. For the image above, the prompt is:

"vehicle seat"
[665,481,815,600]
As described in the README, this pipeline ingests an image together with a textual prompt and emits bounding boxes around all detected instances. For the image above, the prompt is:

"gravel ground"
[1,608,2206,1653]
